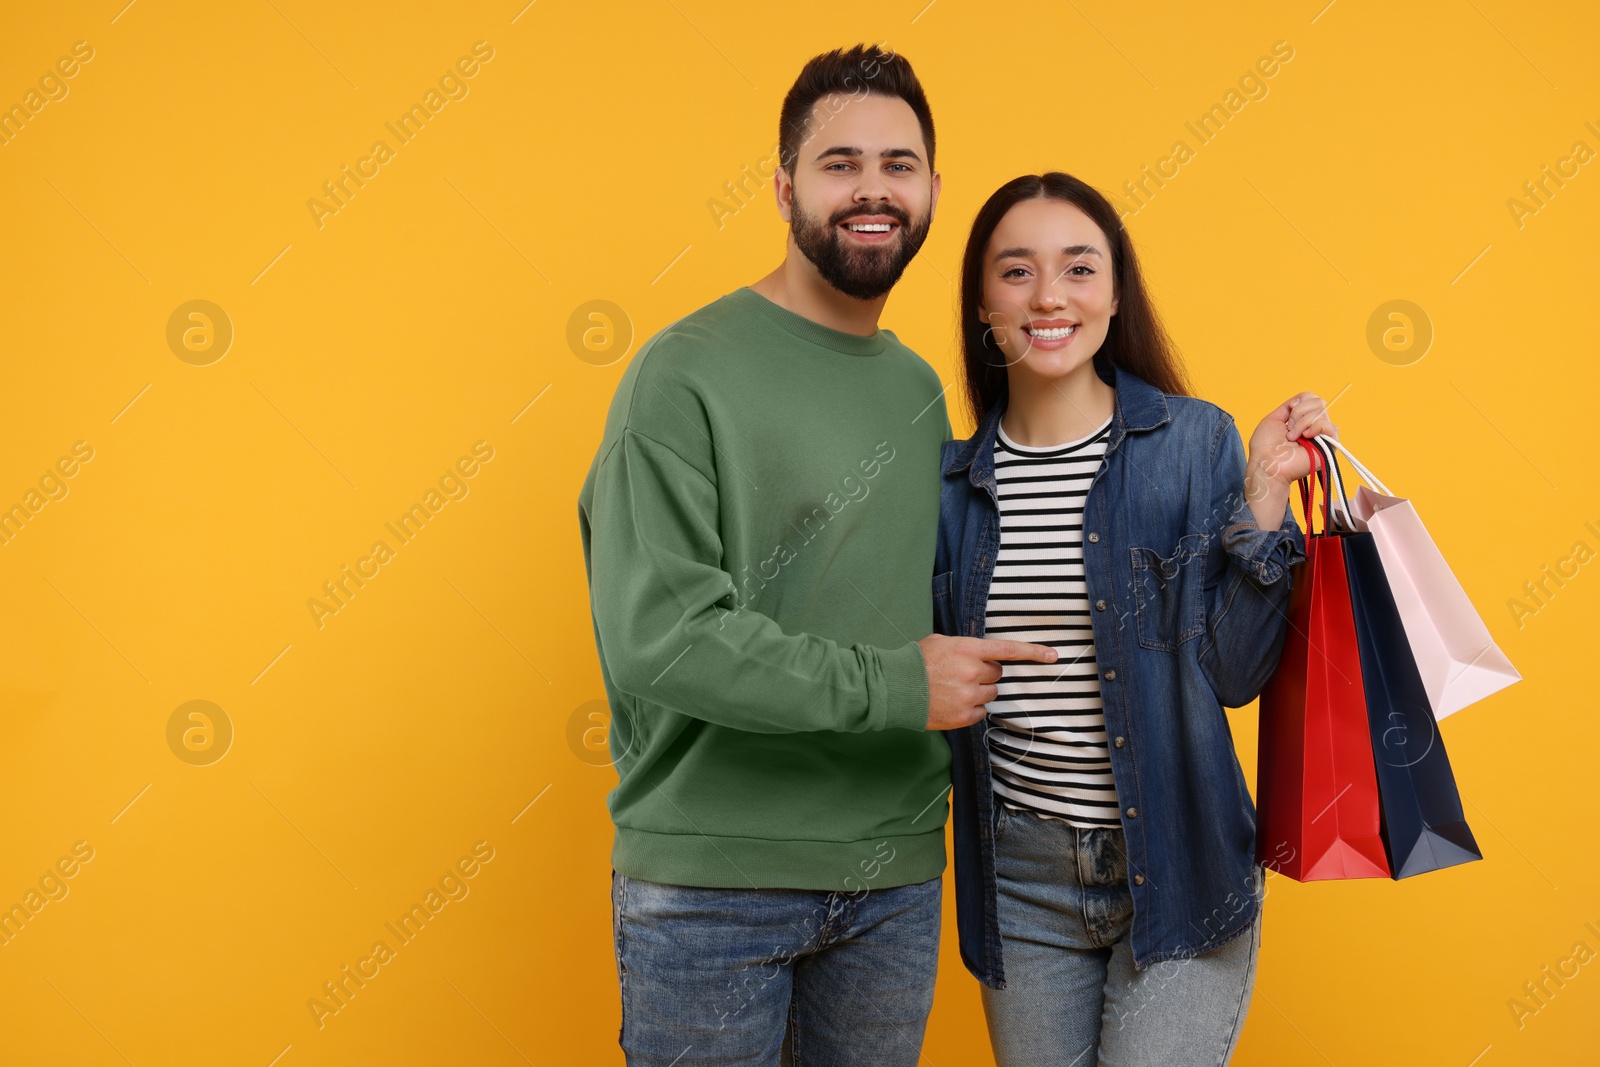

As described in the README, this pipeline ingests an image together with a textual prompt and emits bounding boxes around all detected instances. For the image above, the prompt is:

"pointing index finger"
[974,639,1058,663]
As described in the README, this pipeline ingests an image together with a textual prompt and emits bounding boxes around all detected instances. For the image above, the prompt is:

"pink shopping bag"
[1313,434,1520,720]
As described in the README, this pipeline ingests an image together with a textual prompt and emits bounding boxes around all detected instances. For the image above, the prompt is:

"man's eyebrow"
[811,146,924,164]
[993,245,1104,259]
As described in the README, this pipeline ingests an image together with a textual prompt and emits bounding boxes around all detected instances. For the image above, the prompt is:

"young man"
[578,44,1057,1066]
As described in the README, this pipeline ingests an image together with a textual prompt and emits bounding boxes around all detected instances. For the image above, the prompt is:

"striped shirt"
[983,413,1122,829]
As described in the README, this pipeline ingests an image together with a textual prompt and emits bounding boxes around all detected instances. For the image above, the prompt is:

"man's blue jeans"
[611,870,941,1066]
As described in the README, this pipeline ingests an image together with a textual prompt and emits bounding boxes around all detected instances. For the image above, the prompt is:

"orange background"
[0,1,1594,1064]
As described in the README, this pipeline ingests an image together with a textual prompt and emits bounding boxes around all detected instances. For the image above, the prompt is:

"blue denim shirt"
[933,358,1308,983]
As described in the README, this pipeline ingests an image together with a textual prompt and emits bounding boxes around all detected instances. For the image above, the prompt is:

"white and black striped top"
[983,413,1122,829]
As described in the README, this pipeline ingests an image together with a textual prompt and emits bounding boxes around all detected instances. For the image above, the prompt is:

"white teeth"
[844,223,892,232]
[1029,325,1077,340]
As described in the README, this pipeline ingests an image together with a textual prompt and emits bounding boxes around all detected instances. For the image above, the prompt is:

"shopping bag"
[1256,439,1391,881]
[1313,434,1519,720]
[1312,438,1484,878]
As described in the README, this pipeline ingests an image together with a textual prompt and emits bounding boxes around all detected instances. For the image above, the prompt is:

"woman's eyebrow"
[995,245,1104,259]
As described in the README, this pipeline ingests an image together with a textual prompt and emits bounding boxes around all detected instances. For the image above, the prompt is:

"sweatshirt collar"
[733,286,890,357]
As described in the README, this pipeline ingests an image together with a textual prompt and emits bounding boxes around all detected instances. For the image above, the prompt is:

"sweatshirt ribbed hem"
[613,826,946,890]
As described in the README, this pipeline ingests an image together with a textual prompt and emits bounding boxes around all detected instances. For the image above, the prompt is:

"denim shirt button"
[1104,669,1116,680]
[1095,599,1106,610]
[1126,807,1138,818]
[1133,874,1145,885]
[1087,532,1099,543]
[1114,736,1125,747]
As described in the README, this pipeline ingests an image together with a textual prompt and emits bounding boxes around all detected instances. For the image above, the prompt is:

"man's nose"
[854,168,892,204]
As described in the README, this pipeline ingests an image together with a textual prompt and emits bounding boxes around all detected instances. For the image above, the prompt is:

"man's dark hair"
[777,44,935,175]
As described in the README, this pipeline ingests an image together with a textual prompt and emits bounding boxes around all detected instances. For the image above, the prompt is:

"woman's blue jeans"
[980,804,1262,1067]
[612,870,941,1066]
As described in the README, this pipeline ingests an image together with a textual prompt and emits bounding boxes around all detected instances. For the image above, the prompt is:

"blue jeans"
[611,870,941,1066]
[980,804,1262,1067]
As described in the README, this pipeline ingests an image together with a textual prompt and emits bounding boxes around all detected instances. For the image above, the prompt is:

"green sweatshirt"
[577,286,953,891]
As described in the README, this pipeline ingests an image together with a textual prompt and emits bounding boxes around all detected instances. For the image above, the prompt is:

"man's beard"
[790,200,932,301]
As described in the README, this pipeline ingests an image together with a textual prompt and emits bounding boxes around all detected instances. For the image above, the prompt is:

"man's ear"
[773,166,794,223]
[929,170,941,218]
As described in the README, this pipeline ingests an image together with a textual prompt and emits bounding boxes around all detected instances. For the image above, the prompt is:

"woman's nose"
[1032,287,1067,311]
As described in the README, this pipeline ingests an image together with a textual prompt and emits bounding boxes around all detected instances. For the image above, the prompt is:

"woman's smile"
[1022,319,1079,348]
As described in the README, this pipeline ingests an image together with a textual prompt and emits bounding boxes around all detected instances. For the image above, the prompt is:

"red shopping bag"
[1256,439,1391,881]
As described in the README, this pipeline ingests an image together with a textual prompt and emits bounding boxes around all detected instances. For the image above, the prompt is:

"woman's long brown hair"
[958,172,1192,431]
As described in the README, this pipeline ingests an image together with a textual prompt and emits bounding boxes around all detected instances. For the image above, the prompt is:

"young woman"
[932,172,1339,1066]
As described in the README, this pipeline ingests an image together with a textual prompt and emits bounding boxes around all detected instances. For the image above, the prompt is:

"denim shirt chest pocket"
[1128,531,1209,651]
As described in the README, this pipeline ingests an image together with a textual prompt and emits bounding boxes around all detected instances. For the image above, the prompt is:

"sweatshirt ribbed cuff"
[878,641,931,732]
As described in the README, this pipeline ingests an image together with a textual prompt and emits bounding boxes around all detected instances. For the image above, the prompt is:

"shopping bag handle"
[1310,436,1358,532]
[1312,433,1394,497]
[1293,438,1333,536]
